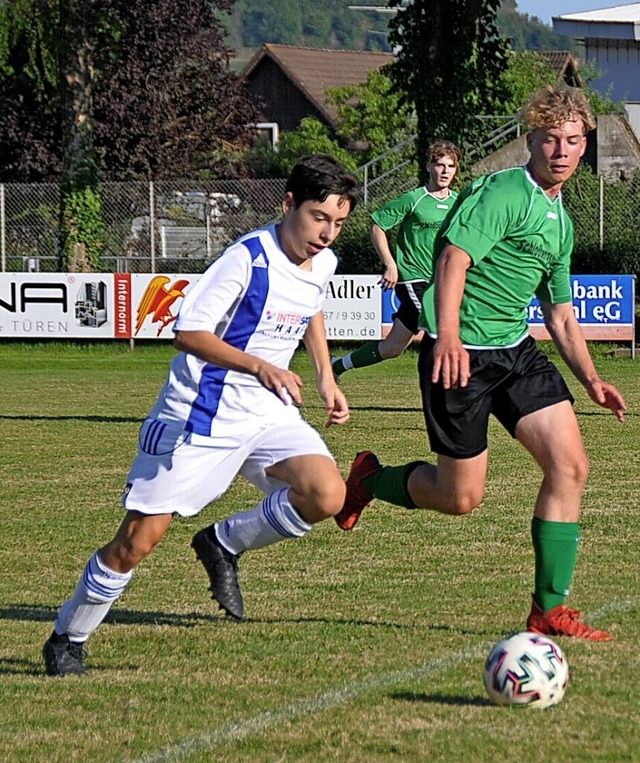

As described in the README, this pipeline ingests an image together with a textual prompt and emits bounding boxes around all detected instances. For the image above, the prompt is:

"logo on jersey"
[416,221,443,229]
[252,253,268,268]
[259,310,311,339]
[520,240,556,267]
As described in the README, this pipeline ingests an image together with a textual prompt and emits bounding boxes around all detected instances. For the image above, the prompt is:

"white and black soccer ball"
[483,631,569,709]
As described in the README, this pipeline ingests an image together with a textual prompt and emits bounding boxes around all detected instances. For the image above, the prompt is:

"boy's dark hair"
[285,154,361,213]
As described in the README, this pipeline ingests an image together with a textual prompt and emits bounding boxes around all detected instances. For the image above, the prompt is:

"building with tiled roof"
[537,50,583,86]
[241,45,583,145]
[241,44,393,136]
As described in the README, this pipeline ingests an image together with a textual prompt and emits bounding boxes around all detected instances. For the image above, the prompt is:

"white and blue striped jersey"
[146,224,337,437]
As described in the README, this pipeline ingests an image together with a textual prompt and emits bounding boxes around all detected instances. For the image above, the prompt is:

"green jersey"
[371,187,458,283]
[422,166,574,348]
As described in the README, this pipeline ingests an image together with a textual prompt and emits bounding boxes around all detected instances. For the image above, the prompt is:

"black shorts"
[393,281,429,335]
[418,335,574,459]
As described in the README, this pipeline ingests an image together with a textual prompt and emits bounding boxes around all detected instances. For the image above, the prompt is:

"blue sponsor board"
[381,287,400,324]
[382,275,635,327]
[528,275,635,326]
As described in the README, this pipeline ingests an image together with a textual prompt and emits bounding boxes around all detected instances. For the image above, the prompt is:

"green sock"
[362,462,424,509]
[531,517,580,612]
[333,341,383,375]
[349,341,383,369]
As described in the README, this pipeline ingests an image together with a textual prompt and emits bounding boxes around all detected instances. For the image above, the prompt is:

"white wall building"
[553,4,640,103]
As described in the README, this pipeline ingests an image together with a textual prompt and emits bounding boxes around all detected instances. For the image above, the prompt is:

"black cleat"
[330,356,342,384]
[192,528,244,621]
[43,630,87,676]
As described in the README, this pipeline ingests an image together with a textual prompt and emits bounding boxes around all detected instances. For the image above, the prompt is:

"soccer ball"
[483,631,569,709]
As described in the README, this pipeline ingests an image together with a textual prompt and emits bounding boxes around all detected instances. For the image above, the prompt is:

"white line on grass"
[129,644,489,763]
[127,599,637,763]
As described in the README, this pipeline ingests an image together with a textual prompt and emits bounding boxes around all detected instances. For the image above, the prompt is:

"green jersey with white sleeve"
[421,166,574,348]
[371,187,457,283]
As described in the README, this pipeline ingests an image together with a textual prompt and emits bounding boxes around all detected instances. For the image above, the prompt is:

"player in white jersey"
[43,155,361,676]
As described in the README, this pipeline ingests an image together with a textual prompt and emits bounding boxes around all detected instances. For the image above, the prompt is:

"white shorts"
[122,416,333,517]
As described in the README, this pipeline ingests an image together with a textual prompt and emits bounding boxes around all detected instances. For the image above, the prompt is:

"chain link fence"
[0,171,639,279]
[357,137,419,209]
[0,178,286,274]
[562,169,640,277]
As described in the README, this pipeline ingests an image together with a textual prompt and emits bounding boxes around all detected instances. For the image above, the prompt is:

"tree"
[326,68,414,163]
[388,0,510,182]
[239,0,302,46]
[57,0,106,270]
[227,0,390,52]
[92,0,259,179]
[0,0,259,270]
[497,0,578,53]
[0,0,258,182]
[0,0,61,180]
[492,49,559,115]
[244,118,358,178]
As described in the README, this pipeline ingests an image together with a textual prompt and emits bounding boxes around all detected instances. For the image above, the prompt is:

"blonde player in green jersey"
[331,141,461,379]
[335,86,627,641]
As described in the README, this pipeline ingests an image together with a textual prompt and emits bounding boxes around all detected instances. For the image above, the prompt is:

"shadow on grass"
[0,414,142,423]
[390,690,493,707]
[0,655,142,678]
[575,409,637,418]
[0,657,42,676]
[18,405,587,424]
[349,405,422,413]
[3,605,489,677]
[1,604,477,634]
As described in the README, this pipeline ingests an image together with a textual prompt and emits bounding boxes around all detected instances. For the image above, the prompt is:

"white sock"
[54,551,133,643]
[215,487,312,555]
[342,354,354,371]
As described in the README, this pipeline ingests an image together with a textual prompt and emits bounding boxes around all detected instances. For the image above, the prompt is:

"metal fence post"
[149,180,156,273]
[206,211,211,262]
[363,164,368,208]
[0,184,5,272]
[599,174,604,252]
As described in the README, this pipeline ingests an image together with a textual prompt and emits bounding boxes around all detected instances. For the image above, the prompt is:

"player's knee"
[548,450,590,489]
[576,451,590,485]
[445,488,484,516]
[302,471,346,519]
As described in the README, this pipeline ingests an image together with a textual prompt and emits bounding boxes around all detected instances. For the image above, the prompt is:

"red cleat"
[526,597,612,642]
[334,451,382,531]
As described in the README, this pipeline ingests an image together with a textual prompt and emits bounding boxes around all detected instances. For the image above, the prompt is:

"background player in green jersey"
[331,141,461,379]
[335,86,627,641]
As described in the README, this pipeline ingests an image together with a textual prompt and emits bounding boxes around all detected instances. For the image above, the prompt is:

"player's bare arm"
[174,329,304,405]
[541,301,627,422]
[432,244,472,389]
[302,312,350,426]
[370,223,398,290]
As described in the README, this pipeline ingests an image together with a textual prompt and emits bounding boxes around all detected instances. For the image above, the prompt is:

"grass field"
[0,341,638,763]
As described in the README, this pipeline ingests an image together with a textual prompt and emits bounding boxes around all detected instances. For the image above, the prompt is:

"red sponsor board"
[113,273,131,339]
